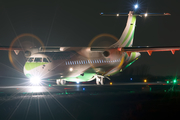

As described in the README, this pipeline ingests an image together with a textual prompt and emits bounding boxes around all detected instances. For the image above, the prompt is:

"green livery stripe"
[124,54,128,60]
[130,52,136,61]
[64,73,96,82]
[25,73,32,78]
[25,62,48,71]
[125,29,135,47]
[121,16,136,45]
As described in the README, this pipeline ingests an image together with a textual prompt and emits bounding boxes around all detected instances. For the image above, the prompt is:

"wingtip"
[164,13,171,15]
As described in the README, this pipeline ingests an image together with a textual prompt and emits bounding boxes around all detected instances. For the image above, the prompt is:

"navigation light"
[134,4,138,9]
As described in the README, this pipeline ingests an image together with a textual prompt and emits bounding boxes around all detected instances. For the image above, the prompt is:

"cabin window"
[43,58,49,62]
[34,58,42,62]
[27,57,34,62]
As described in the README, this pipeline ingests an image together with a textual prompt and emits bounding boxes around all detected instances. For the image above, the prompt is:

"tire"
[60,80,66,85]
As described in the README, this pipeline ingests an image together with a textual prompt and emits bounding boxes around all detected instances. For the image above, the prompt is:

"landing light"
[30,76,41,84]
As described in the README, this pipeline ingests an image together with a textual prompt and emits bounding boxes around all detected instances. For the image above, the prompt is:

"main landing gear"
[95,75,105,85]
[56,79,66,85]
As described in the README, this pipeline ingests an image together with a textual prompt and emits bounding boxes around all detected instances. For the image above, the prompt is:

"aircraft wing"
[1,46,180,56]
[0,46,24,51]
[91,46,180,56]
[121,46,180,56]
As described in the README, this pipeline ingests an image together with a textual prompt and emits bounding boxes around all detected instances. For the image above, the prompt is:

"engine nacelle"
[102,51,110,57]
[25,51,31,57]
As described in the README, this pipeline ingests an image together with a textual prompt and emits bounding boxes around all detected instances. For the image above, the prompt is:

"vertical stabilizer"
[110,11,136,48]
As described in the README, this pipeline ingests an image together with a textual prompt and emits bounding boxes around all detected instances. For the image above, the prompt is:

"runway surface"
[0,82,180,120]
[0,82,176,94]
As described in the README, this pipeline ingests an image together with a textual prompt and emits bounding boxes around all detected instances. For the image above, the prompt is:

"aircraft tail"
[110,11,136,48]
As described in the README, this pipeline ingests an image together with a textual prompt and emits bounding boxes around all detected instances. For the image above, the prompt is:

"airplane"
[0,5,179,85]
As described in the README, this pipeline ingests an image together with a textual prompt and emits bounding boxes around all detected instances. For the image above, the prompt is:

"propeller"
[8,33,44,72]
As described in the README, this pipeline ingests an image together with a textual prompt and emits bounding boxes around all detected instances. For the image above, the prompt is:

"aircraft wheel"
[56,79,61,85]
[96,77,100,85]
[96,80,100,85]
[100,78,105,85]
[60,79,66,85]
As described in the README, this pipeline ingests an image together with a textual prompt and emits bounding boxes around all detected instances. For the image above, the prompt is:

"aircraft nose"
[23,62,45,79]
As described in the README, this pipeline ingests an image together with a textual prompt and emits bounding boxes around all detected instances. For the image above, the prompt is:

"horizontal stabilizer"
[100,12,171,17]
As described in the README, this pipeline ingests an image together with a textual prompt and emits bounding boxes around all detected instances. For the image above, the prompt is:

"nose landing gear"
[56,79,66,85]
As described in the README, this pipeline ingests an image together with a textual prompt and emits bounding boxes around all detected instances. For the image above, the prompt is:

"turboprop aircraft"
[0,5,179,85]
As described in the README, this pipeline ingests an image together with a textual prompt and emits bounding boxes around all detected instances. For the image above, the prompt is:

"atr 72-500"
[0,5,178,85]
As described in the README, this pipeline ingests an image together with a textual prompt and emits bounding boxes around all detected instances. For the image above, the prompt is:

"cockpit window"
[27,57,34,62]
[34,58,42,62]
[43,58,48,62]
[47,57,51,62]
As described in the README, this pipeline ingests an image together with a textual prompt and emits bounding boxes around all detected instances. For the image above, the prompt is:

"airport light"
[144,79,147,83]
[167,81,169,84]
[110,82,112,85]
[173,79,177,83]
[76,81,79,84]
[49,84,51,87]
[116,14,119,16]
[145,13,148,17]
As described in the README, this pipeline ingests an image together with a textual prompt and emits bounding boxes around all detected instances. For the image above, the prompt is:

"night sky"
[0,0,180,78]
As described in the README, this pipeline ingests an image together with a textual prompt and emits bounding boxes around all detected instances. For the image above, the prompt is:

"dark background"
[0,0,180,79]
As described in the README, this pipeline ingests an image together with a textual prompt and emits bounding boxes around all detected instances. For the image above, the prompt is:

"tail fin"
[110,11,136,48]
[100,11,170,48]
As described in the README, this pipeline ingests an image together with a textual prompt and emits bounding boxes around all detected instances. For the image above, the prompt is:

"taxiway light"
[49,84,51,87]
[134,4,138,9]
[144,79,147,83]
[145,13,148,17]
[173,79,177,83]
[110,82,112,85]
[167,81,169,84]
